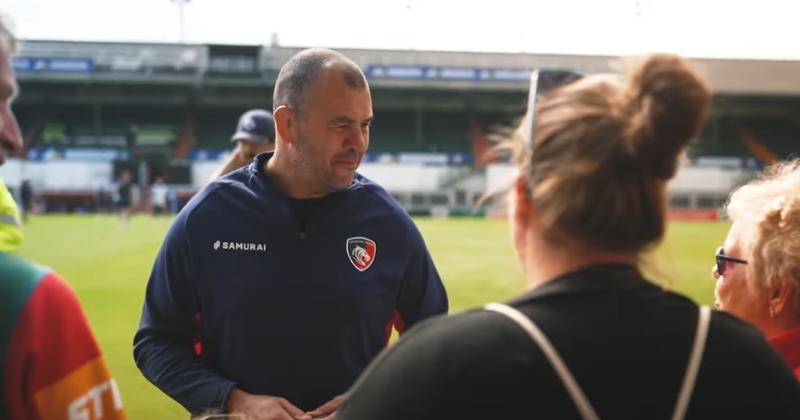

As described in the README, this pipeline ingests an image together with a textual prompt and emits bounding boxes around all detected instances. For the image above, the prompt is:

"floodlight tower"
[171,0,191,43]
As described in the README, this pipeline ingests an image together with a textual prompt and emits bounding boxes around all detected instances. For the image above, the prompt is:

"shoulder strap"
[671,305,711,420]
[486,303,711,420]
[485,303,601,420]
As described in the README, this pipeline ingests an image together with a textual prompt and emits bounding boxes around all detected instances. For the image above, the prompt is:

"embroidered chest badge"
[346,237,377,272]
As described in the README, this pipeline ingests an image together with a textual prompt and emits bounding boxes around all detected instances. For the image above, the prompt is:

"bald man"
[134,48,448,420]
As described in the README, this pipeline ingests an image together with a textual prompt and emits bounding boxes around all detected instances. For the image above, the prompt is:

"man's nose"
[346,126,368,151]
[0,106,22,153]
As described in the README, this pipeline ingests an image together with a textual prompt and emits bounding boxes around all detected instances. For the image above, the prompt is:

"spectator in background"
[167,188,179,214]
[209,109,275,179]
[19,178,32,222]
[713,158,800,379]
[337,54,800,420]
[150,175,168,216]
[115,170,133,225]
[134,48,448,420]
[125,124,138,153]
[0,15,126,420]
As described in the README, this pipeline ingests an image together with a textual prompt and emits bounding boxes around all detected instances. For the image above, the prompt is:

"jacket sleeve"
[393,221,448,333]
[2,272,126,420]
[133,211,235,414]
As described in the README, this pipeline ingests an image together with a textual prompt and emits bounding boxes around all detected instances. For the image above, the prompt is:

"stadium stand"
[4,40,799,216]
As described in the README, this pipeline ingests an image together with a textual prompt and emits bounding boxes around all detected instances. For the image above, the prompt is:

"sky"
[0,0,798,60]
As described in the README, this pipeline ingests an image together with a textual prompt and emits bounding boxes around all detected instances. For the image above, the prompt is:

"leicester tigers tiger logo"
[346,237,376,272]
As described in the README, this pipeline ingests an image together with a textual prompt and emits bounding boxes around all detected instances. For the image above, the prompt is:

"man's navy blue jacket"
[133,153,448,413]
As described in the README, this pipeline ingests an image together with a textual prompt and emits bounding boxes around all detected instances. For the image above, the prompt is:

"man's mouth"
[333,154,360,168]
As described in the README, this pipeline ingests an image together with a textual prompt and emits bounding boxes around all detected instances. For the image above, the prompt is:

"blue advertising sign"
[13,57,94,73]
[188,149,226,161]
[27,148,129,161]
[363,152,473,165]
[366,65,529,82]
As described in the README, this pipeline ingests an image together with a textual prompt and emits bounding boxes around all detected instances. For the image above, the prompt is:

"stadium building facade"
[5,40,800,216]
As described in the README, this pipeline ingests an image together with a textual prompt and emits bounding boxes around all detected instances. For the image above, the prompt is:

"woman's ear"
[512,176,533,221]
[273,105,294,144]
[768,281,796,318]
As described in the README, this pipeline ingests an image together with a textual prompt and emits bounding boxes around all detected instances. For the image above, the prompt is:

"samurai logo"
[346,237,376,272]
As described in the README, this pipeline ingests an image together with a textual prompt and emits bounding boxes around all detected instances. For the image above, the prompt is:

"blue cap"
[231,109,275,144]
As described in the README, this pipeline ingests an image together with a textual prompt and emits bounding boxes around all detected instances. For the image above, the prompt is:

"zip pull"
[299,231,306,240]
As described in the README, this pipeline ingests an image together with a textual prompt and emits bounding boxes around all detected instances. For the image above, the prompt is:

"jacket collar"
[249,151,367,200]
[510,263,649,304]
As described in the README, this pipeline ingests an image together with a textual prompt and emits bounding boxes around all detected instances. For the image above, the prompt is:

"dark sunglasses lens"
[716,257,726,275]
[538,71,583,96]
[526,70,583,144]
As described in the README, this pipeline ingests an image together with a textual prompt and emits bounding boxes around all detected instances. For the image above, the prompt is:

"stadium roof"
[15,40,800,96]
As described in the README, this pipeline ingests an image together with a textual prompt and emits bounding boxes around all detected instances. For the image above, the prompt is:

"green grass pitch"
[15,215,729,418]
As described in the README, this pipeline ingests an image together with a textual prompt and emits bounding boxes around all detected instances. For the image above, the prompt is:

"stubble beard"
[291,131,349,196]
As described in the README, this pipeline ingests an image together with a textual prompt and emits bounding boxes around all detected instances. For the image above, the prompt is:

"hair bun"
[624,54,709,180]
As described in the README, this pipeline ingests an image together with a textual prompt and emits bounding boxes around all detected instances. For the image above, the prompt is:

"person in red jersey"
[0,14,126,420]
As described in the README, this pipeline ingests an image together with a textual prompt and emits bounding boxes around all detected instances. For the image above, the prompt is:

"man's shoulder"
[179,183,221,218]
[348,174,426,244]
[175,170,271,243]
[165,182,228,240]
[351,173,408,218]
[183,172,258,218]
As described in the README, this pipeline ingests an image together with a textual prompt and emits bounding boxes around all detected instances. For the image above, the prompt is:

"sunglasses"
[523,68,584,145]
[715,246,748,276]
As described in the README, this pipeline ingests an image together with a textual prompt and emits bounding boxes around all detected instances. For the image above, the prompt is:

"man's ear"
[273,105,294,144]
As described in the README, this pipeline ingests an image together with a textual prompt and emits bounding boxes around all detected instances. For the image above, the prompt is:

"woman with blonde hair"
[714,159,800,379]
[336,54,800,419]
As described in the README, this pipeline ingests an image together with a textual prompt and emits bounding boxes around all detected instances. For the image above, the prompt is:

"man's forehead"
[328,113,374,124]
[308,81,371,111]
